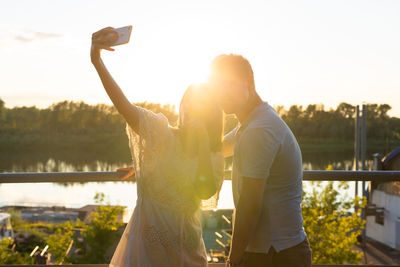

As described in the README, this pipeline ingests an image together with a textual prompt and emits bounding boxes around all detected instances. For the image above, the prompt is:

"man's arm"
[227,127,280,266]
[228,177,266,265]
[222,126,239,157]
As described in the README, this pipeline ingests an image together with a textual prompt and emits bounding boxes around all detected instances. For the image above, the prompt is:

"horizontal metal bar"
[302,170,400,182]
[0,171,128,183]
[0,170,400,184]
[0,266,109,267]
[0,264,399,267]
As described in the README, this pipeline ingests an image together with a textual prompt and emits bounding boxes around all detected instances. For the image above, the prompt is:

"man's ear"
[243,82,250,98]
[245,81,254,93]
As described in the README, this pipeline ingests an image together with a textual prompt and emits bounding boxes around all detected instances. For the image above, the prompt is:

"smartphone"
[110,25,132,46]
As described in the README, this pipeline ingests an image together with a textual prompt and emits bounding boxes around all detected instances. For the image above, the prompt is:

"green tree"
[72,192,125,263]
[336,102,355,119]
[0,98,5,123]
[302,181,366,264]
[47,222,74,264]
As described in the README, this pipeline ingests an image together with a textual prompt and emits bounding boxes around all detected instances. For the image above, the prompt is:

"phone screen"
[111,26,132,46]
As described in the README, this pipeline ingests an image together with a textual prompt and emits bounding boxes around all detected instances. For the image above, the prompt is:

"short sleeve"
[238,127,281,179]
[125,106,172,177]
[130,106,170,142]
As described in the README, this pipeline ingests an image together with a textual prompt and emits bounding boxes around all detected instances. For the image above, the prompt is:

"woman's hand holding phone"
[91,26,132,64]
[90,27,118,63]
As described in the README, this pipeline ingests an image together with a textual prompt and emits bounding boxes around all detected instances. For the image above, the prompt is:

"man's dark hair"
[210,54,255,91]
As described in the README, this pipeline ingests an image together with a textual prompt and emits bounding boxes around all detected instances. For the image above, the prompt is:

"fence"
[1,170,400,266]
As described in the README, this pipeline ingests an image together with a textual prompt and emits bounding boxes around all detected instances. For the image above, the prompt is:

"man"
[209,54,312,267]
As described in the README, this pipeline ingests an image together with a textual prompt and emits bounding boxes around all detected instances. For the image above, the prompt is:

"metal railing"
[1,170,400,183]
[0,264,399,267]
[1,170,400,266]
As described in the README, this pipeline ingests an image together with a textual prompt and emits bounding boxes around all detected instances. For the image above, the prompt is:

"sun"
[180,58,211,86]
[192,67,209,85]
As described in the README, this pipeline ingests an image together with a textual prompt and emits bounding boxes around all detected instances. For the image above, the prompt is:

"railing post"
[354,105,360,197]
[361,104,367,250]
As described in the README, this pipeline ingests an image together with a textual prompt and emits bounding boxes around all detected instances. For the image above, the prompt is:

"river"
[0,149,373,222]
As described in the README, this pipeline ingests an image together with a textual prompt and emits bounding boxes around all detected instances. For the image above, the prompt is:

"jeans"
[242,237,312,267]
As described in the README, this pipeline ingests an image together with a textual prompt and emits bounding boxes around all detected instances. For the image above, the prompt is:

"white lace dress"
[109,107,225,267]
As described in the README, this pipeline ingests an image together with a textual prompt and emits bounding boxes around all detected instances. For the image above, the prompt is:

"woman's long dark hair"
[178,84,223,153]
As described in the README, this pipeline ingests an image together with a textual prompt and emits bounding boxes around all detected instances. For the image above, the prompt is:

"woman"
[91,27,225,266]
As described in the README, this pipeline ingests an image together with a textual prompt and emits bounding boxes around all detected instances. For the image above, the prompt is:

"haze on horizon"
[1,0,400,116]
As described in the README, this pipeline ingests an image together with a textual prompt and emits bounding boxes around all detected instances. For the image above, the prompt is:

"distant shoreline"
[2,134,399,153]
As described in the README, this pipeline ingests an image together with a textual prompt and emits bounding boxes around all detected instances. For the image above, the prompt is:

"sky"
[1,0,400,116]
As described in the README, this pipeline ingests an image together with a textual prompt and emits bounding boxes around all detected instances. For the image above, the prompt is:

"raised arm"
[90,27,139,133]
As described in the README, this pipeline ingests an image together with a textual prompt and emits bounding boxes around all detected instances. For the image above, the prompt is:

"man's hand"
[225,259,244,267]
[116,167,136,181]
[90,27,119,64]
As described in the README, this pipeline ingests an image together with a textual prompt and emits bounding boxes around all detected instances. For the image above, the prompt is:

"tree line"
[278,103,399,141]
[1,98,399,153]
[0,99,177,136]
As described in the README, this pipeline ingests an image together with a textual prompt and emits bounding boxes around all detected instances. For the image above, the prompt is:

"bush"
[47,221,75,263]
[302,181,366,264]
[72,192,125,263]
[0,238,31,264]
